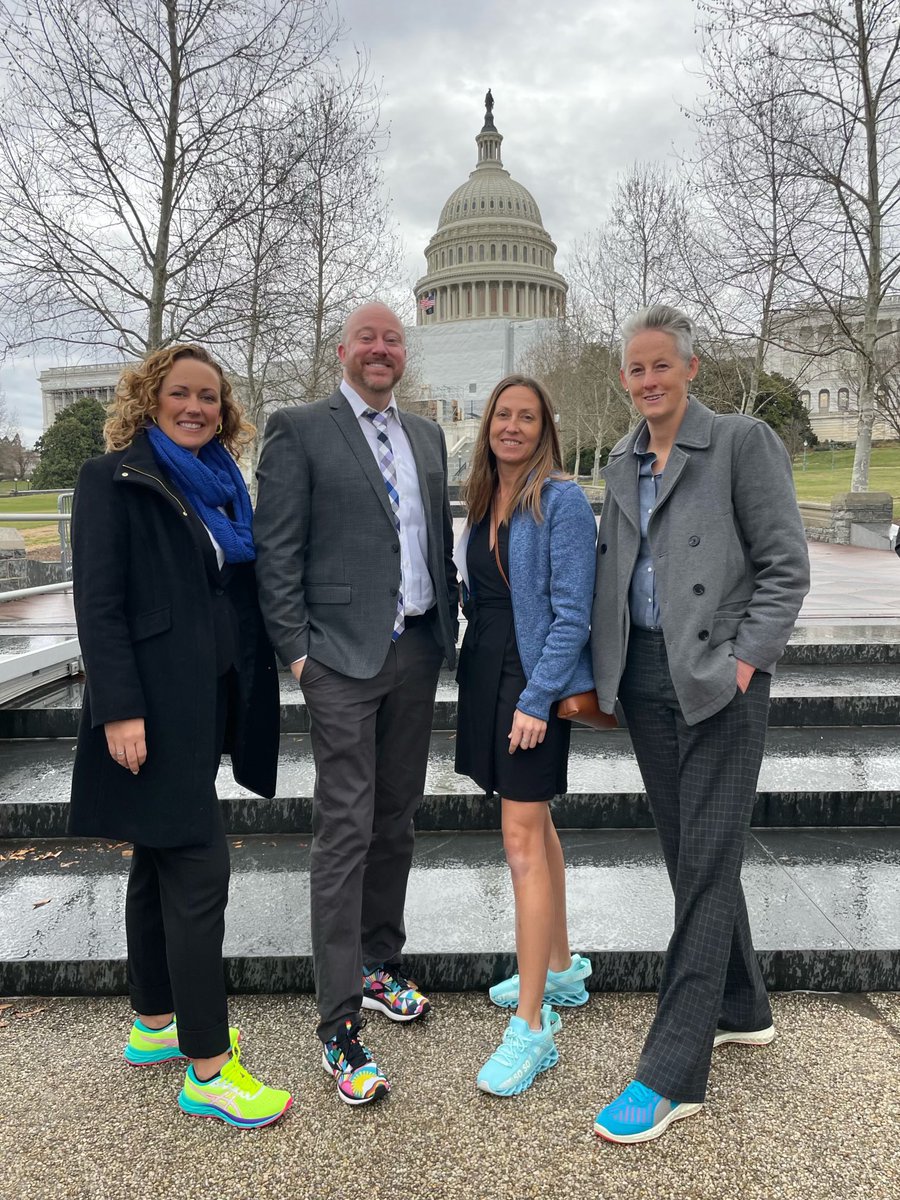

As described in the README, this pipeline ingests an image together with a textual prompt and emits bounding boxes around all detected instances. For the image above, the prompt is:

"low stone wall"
[0,528,27,592]
[799,492,894,548]
[24,559,66,587]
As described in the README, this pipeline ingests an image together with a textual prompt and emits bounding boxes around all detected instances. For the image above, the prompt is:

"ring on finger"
[116,750,125,758]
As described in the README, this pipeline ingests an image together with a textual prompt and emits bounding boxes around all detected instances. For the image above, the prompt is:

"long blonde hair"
[464,374,566,525]
[104,344,254,459]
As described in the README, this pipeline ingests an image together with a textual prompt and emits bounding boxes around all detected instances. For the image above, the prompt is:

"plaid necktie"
[365,408,404,640]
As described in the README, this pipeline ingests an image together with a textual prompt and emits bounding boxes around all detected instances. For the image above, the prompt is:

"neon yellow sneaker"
[177,1044,292,1129]
[123,1019,240,1066]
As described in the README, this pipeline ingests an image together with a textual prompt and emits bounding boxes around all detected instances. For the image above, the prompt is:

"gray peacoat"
[591,396,810,725]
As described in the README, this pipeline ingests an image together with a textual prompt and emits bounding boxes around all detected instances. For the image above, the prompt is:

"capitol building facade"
[404,94,567,476]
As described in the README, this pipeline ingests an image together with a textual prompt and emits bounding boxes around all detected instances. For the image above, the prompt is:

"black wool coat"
[68,432,279,848]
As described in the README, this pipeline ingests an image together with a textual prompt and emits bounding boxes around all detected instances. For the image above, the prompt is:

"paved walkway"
[2,541,900,639]
[0,992,897,1200]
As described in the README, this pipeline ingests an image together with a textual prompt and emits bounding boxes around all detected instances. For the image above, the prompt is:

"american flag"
[419,291,435,314]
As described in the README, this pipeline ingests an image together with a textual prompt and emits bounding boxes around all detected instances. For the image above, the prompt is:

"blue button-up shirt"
[628,432,663,630]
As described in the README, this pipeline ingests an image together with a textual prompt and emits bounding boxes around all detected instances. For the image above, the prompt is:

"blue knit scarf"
[146,425,256,563]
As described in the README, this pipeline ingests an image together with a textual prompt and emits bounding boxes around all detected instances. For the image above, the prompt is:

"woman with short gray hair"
[590,304,810,1143]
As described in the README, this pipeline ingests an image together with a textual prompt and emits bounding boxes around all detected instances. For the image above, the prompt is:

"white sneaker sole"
[594,1102,703,1144]
[713,1024,776,1048]
[361,995,431,1022]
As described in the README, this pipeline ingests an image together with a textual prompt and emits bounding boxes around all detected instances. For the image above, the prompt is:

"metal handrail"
[0,512,71,521]
[0,580,73,603]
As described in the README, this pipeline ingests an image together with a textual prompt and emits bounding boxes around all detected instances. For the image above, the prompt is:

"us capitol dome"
[414,91,567,324]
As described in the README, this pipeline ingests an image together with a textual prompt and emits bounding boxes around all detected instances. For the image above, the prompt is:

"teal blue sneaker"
[123,1019,240,1066]
[593,1081,702,1143]
[488,953,591,1009]
[476,1005,561,1097]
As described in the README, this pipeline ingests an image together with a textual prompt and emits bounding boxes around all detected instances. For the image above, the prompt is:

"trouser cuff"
[176,1017,231,1060]
[128,984,174,1017]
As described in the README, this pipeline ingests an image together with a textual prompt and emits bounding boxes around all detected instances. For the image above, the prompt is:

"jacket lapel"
[651,397,714,518]
[329,392,397,528]
[601,434,642,532]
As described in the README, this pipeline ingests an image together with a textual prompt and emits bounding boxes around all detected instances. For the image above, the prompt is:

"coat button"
[688,535,700,546]
[600,543,608,555]
[698,629,710,640]
[214,587,225,596]
[693,583,705,595]
[392,544,399,553]
[390,587,398,597]
[121,471,129,477]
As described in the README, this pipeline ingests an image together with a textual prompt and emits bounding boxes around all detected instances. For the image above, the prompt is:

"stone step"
[2,727,899,838]
[4,662,900,738]
[1,828,896,996]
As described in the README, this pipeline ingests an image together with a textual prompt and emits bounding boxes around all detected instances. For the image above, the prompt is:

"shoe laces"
[218,1043,259,1098]
[328,1018,373,1073]
[492,1022,538,1065]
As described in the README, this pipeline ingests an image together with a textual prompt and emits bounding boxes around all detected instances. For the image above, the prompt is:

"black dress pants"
[618,628,773,1104]
[124,673,233,1060]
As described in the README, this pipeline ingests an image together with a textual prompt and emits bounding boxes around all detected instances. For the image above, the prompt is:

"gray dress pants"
[618,628,773,1103]
[299,620,443,1042]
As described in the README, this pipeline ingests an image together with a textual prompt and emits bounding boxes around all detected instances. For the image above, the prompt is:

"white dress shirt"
[340,379,435,616]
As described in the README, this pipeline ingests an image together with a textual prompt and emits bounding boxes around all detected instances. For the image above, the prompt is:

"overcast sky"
[1,0,703,444]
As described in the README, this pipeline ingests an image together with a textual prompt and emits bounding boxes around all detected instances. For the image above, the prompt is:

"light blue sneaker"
[476,1005,561,1097]
[488,953,592,1009]
[593,1080,703,1143]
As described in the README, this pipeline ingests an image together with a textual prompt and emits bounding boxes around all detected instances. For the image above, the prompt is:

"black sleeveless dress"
[454,518,571,800]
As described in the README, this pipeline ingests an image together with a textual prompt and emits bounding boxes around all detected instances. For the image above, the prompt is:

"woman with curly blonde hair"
[69,344,292,1128]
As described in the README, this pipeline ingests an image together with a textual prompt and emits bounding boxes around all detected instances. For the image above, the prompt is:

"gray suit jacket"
[254,390,458,678]
[591,397,810,725]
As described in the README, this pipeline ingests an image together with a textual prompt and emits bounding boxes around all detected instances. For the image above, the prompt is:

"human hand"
[291,658,306,682]
[736,658,756,694]
[104,718,147,775]
[508,709,548,754]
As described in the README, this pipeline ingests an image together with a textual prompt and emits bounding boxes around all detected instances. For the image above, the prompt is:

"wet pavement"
[1,829,897,995]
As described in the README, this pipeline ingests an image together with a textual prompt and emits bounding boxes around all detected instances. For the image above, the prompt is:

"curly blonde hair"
[104,344,254,459]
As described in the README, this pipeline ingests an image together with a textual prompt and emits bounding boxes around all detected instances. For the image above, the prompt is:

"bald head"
[338,303,407,411]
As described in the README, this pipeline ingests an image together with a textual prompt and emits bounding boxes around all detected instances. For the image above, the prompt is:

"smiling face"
[155,357,222,455]
[338,303,407,410]
[488,383,543,474]
[620,329,698,426]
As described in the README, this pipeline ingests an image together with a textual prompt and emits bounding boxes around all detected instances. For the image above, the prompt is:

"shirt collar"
[340,378,398,421]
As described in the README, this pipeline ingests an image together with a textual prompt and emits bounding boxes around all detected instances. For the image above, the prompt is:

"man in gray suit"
[254,302,457,1106]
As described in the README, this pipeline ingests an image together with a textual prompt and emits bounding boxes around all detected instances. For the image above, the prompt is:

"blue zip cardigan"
[454,478,597,721]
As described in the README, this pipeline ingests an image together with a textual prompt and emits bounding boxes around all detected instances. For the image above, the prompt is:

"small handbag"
[556,689,618,730]
[490,507,617,732]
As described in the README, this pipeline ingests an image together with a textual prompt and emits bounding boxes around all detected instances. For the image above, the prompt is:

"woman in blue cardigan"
[454,374,597,1097]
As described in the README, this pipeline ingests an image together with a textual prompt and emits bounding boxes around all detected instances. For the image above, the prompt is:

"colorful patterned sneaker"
[123,1019,240,1065]
[476,1004,561,1097]
[321,1018,390,1107]
[713,1023,776,1048]
[177,1044,292,1129]
[488,953,592,1010]
[593,1081,702,1144]
[362,964,431,1022]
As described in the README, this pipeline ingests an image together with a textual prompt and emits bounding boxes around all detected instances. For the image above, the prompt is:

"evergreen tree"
[31,397,105,488]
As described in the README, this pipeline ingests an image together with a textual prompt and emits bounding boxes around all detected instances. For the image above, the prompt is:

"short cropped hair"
[620,304,695,366]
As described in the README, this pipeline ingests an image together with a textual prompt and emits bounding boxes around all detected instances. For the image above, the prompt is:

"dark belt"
[468,596,512,611]
[404,606,436,628]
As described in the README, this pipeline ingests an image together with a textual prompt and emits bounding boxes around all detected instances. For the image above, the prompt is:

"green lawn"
[0,491,68,553]
[792,445,900,516]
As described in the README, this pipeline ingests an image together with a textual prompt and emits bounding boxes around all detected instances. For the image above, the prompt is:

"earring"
[216,422,223,434]
[151,415,158,424]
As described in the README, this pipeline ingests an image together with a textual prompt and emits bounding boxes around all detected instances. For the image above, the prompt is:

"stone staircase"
[1,631,898,997]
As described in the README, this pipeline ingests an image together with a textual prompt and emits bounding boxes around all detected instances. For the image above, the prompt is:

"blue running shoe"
[594,1080,702,1143]
[488,953,592,1010]
[476,1005,561,1097]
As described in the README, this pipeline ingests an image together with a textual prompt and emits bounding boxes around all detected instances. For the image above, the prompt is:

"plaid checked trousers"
[619,628,773,1103]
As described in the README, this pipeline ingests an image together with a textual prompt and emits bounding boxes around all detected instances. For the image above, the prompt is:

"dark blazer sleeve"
[254,408,312,666]
[72,457,147,727]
